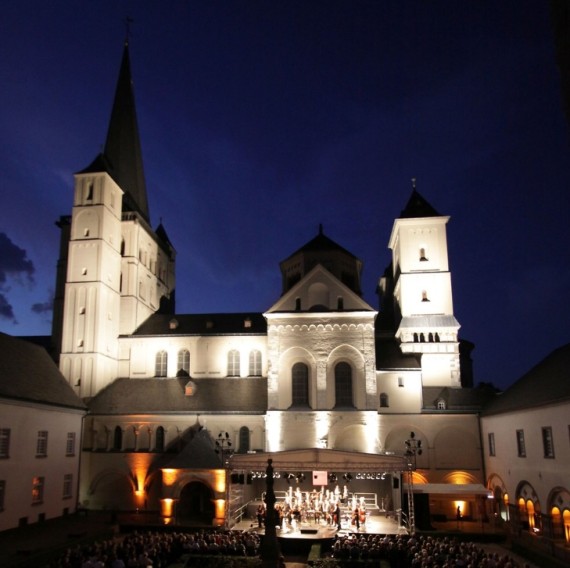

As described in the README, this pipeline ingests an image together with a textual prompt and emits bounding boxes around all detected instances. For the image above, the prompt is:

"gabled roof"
[423,386,497,412]
[266,264,375,314]
[282,228,359,262]
[88,377,268,414]
[0,333,86,410]
[130,312,267,336]
[400,190,441,218]
[482,343,570,415]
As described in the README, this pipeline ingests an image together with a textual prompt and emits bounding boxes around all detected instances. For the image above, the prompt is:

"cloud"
[0,293,17,323]
[0,232,35,322]
[31,295,53,316]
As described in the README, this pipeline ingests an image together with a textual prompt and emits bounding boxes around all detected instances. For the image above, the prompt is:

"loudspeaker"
[393,477,399,489]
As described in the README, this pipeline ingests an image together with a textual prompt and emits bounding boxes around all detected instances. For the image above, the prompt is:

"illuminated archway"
[564,510,570,543]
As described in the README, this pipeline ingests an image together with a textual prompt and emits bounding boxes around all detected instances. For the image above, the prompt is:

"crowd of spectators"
[331,533,531,567]
[49,528,261,567]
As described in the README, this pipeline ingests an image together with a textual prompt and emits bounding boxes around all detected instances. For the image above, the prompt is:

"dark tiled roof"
[400,190,441,218]
[482,343,570,415]
[375,339,421,370]
[282,230,358,263]
[0,333,86,410]
[162,428,222,469]
[88,377,268,414]
[130,312,267,336]
[423,386,497,411]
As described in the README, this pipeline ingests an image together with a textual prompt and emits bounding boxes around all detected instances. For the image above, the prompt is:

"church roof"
[375,338,421,370]
[88,377,268,414]
[0,333,86,410]
[282,226,359,262]
[423,386,497,411]
[130,312,267,336]
[482,343,570,415]
[400,190,441,218]
[78,42,149,222]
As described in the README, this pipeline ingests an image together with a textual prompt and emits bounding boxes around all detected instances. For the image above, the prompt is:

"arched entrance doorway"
[177,481,215,525]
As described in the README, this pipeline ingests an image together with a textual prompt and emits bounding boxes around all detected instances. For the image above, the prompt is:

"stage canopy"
[229,448,408,473]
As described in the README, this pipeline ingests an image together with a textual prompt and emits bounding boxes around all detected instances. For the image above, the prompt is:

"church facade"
[48,42,494,530]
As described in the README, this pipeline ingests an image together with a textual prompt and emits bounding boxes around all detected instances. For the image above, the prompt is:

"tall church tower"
[53,42,175,398]
[386,186,461,388]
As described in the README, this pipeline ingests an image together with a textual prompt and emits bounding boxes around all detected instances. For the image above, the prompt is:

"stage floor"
[233,511,406,539]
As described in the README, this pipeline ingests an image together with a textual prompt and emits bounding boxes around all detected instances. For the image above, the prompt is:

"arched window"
[120,239,125,256]
[228,350,240,377]
[177,349,190,376]
[113,426,122,451]
[413,333,419,343]
[155,426,165,452]
[437,399,446,410]
[428,332,434,342]
[238,426,250,453]
[249,350,262,376]
[155,351,168,377]
[291,363,309,407]
[380,393,389,408]
[334,362,353,408]
[419,247,428,261]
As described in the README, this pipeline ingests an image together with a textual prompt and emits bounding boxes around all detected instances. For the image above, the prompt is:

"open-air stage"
[233,510,405,541]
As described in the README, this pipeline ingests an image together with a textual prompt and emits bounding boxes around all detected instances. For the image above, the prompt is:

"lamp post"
[404,431,423,534]
[215,431,233,527]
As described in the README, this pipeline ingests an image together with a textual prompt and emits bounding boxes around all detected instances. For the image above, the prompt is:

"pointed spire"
[104,41,150,222]
[400,178,440,218]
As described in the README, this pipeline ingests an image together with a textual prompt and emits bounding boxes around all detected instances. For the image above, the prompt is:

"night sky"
[1,1,569,391]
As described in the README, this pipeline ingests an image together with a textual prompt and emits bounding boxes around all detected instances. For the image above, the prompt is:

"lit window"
[32,476,44,504]
[542,427,555,458]
[249,350,262,376]
[227,350,240,377]
[291,363,309,407]
[177,349,190,376]
[0,429,10,458]
[36,431,48,457]
[155,351,168,377]
[516,430,526,458]
[334,362,353,408]
[63,474,73,499]
[66,433,76,457]
[488,433,496,456]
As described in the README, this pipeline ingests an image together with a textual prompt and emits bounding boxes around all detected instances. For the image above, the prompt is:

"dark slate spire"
[104,41,149,221]
[400,180,441,219]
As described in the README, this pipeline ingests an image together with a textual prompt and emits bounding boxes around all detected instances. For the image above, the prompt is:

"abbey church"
[3,42,568,550]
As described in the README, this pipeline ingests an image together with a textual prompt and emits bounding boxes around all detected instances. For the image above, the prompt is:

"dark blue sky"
[1,1,569,390]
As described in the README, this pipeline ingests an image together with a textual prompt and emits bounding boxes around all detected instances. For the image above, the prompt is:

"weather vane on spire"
[124,16,134,44]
